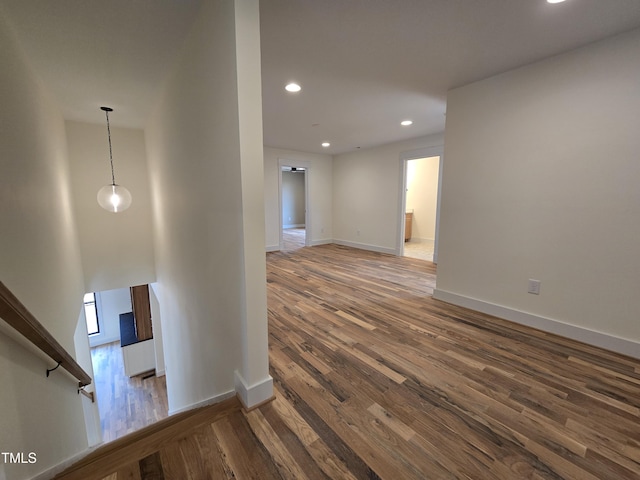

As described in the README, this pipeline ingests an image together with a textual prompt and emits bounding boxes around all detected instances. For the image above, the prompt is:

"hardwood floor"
[282,227,305,251]
[61,244,640,479]
[91,341,168,442]
[403,238,435,262]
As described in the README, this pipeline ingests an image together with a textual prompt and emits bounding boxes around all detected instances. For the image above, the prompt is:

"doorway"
[84,284,168,442]
[280,166,308,251]
[399,148,443,263]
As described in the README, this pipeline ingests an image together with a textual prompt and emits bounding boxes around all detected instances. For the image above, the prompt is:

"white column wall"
[233,0,272,407]
[145,0,269,413]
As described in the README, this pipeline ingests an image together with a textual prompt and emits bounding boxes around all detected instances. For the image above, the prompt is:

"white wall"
[233,0,272,406]
[146,0,270,413]
[89,287,131,347]
[66,121,156,293]
[333,134,444,253]
[0,16,90,480]
[149,284,166,376]
[73,314,101,448]
[435,28,640,357]
[406,157,439,241]
[264,147,333,250]
[282,171,306,228]
[90,285,166,376]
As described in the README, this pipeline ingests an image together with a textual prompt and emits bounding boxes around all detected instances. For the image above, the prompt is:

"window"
[84,292,100,335]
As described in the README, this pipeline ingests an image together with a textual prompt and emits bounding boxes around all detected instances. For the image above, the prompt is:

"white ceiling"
[2,0,640,155]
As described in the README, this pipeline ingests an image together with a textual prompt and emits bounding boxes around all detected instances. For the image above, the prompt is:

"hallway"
[58,243,640,479]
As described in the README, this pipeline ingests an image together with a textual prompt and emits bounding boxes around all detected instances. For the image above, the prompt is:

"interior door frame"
[278,158,311,250]
[397,146,444,263]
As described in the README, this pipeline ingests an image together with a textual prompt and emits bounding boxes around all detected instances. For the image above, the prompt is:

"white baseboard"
[333,239,396,255]
[234,371,274,410]
[267,239,333,251]
[31,445,102,480]
[309,238,333,247]
[168,389,236,416]
[406,237,435,243]
[433,289,640,360]
[283,224,305,229]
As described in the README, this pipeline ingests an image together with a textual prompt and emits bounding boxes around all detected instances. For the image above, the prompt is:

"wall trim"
[406,237,435,243]
[168,389,236,416]
[333,239,396,255]
[432,289,640,360]
[31,448,98,480]
[267,239,332,251]
[309,238,333,247]
[235,371,274,409]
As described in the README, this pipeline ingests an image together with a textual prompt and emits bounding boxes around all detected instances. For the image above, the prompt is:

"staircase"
[54,396,242,480]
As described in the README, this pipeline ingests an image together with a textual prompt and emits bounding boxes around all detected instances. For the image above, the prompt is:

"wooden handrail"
[78,387,95,403]
[0,281,92,387]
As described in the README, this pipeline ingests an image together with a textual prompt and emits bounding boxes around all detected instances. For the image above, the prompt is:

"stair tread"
[54,396,241,480]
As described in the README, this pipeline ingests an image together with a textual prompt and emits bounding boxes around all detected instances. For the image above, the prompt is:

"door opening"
[84,284,167,443]
[280,166,307,251]
[399,149,442,263]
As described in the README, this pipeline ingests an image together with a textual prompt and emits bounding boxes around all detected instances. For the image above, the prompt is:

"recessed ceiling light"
[401,120,413,126]
[285,83,301,93]
[547,0,566,3]
[322,142,330,147]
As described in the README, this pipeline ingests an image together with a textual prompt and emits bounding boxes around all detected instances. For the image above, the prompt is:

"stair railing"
[0,281,93,397]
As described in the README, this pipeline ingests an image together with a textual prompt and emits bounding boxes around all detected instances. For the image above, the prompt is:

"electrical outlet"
[357,229,361,236]
[528,279,541,295]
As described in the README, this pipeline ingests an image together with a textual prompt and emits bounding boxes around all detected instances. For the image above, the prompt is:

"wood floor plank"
[263,242,640,479]
[113,464,141,480]
[248,404,330,480]
[59,237,640,479]
[91,341,168,443]
[158,441,190,480]
[339,394,457,479]
[54,397,241,480]
[272,376,380,480]
[212,411,284,479]
[184,423,230,480]
[138,452,164,480]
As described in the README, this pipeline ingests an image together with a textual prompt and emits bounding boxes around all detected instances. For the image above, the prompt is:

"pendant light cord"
[105,109,116,186]
[97,106,132,212]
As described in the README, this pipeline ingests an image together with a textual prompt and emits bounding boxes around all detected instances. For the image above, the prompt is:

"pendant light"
[96,106,132,213]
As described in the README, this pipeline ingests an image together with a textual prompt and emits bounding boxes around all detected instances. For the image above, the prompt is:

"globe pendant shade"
[97,184,132,213]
